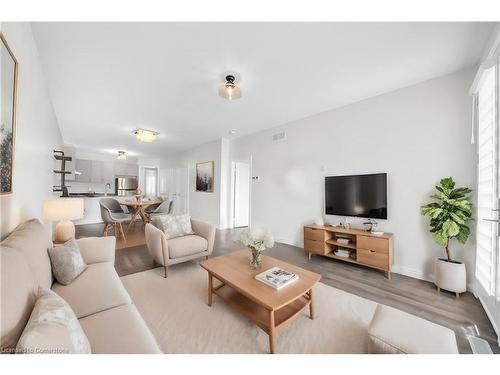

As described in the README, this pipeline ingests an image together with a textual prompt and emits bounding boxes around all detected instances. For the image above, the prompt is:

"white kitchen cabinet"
[126,163,138,176]
[103,162,114,185]
[75,159,92,182]
[115,162,138,177]
[114,161,126,176]
[91,160,104,182]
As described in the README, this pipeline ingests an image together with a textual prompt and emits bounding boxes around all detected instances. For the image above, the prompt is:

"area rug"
[121,261,378,353]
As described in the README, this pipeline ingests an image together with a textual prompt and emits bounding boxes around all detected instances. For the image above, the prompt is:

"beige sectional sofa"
[0,219,161,354]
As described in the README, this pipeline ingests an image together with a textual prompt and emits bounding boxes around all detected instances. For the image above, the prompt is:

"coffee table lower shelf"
[211,281,313,353]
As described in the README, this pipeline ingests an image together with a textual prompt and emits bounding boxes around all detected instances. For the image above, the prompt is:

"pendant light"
[218,75,241,100]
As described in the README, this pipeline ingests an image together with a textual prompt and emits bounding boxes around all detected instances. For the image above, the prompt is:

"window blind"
[475,65,498,295]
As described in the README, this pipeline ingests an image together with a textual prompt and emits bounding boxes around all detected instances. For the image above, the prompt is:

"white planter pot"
[434,258,466,294]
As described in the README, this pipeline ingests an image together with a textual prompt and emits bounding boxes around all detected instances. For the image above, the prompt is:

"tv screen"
[325,173,387,219]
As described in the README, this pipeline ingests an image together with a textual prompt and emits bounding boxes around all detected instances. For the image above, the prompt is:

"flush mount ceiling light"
[116,151,126,160]
[218,74,241,100]
[134,129,159,143]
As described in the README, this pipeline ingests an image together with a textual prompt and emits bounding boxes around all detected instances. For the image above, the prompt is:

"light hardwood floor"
[75,222,499,354]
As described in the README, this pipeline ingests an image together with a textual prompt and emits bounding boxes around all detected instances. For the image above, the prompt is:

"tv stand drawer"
[357,235,389,254]
[304,227,327,241]
[357,249,389,270]
[304,239,328,255]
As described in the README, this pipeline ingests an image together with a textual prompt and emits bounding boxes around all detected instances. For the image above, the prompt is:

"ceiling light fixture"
[218,74,241,100]
[134,129,159,143]
[117,151,126,160]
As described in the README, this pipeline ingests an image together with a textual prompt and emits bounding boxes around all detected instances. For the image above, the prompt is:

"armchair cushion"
[155,214,193,239]
[75,237,116,264]
[168,235,208,259]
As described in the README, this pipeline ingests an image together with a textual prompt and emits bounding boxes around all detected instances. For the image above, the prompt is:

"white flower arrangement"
[236,228,275,252]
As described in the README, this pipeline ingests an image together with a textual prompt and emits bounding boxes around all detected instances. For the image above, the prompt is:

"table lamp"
[43,198,84,243]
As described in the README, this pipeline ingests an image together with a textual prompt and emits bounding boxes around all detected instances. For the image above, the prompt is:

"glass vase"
[249,248,262,270]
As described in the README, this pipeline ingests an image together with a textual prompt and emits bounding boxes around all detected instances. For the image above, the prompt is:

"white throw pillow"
[157,214,194,239]
[16,287,91,354]
[48,239,87,285]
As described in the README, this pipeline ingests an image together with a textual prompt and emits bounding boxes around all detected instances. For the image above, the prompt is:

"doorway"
[232,161,250,228]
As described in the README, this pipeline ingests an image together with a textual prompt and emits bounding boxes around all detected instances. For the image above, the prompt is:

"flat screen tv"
[325,173,387,219]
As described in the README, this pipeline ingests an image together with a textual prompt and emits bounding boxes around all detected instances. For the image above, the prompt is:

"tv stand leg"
[386,271,391,280]
[308,252,312,260]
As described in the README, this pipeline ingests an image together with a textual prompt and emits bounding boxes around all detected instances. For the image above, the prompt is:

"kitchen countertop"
[69,193,118,197]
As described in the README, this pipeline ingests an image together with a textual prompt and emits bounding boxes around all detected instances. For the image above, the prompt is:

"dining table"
[121,199,163,232]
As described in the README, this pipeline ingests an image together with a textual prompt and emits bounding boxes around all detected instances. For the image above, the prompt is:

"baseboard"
[391,265,431,282]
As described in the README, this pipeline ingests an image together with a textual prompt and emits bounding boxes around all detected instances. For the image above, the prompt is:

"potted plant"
[420,177,473,296]
[236,229,275,270]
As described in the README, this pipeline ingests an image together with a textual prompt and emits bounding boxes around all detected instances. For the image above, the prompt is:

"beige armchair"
[145,219,216,278]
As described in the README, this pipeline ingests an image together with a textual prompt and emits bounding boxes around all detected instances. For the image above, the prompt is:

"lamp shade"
[43,198,84,221]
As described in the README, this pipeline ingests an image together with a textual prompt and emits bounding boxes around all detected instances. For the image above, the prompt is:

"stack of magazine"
[255,267,299,290]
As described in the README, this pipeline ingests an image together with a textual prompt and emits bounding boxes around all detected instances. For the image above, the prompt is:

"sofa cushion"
[16,287,91,354]
[52,263,131,319]
[368,304,459,354]
[0,247,37,351]
[79,304,162,354]
[1,219,52,289]
[48,239,87,285]
[168,235,208,259]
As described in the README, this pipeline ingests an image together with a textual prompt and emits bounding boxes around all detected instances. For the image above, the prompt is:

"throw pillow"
[16,287,91,354]
[48,239,87,285]
[157,214,194,239]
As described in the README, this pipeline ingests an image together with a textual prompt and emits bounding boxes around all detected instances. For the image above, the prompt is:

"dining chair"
[99,198,131,242]
[147,200,174,220]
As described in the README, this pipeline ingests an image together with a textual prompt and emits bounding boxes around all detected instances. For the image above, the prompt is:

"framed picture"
[0,33,18,195]
[196,161,214,192]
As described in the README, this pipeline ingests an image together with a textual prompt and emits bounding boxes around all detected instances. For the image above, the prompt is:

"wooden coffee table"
[200,250,321,354]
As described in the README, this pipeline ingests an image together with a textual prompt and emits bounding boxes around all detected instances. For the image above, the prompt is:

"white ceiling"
[32,22,494,158]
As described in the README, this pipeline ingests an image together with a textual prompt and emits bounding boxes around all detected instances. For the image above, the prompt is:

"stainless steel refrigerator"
[115,177,138,196]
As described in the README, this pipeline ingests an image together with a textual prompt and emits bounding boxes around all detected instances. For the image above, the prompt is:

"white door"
[174,167,189,214]
[143,167,158,198]
[475,64,500,343]
[233,162,250,228]
[159,169,168,196]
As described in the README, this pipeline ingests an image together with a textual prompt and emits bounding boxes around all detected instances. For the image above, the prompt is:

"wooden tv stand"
[304,225,393,279]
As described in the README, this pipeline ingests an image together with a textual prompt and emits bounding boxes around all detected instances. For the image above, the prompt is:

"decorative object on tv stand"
[43,198,84,243]
[133,128,159,143]
[0,33,18,195]
[363,219,378,232]
[196,161,215,192]
[218,74,242,100]
[420,177,473,297]
[236,228,275,270]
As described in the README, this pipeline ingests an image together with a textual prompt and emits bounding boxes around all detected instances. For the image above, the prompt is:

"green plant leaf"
[433,231,449,246]
[456,225,471,244]
[440,177,455,191]
[442,219,460,237]
[449,212,465,225]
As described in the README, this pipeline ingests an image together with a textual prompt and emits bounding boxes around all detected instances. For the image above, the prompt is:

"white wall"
[0,23,63,239]
[161,139,222,226]
[230,68,476,283]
